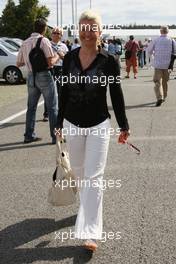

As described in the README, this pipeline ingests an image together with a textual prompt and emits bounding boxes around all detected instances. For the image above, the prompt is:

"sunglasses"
[52,32,61,35]
[126,141,141,155]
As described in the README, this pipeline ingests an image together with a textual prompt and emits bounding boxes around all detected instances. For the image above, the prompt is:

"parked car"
[0,39,19,52]
[12,38,23,45]
[0,37,23,50]
[0,41,27,84]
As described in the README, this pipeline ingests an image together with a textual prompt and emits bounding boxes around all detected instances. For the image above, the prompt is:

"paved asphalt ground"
[0,65,176,264]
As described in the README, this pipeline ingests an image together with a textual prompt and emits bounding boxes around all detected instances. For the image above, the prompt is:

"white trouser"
[63,118,111,240]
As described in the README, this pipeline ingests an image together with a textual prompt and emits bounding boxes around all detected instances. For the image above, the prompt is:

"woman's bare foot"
[83,239,98,252]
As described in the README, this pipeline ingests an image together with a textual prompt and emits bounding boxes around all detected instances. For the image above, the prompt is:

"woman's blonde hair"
[79,9,102,30]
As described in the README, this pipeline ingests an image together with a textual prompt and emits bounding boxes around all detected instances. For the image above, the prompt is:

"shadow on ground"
[0,80,25,86]
[0,141,53,151]
[0,120,44,130]
[0,216,93,263]
[108,102,156,111]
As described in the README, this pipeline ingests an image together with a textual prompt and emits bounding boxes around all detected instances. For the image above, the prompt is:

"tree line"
[0,0,50,39]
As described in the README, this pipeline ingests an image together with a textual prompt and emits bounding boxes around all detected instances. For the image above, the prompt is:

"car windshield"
[5,40,20,50]
[0,40,18,52]
[13,38,23,46]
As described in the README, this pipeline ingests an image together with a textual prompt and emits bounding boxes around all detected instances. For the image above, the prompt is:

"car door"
[0,46,8,78]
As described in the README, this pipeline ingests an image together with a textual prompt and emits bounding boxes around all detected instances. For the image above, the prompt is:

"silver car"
[0,41,27,84]
[0,37,22,50]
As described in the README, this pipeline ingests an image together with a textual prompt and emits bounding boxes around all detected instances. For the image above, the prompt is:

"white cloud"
[0,0,176,26]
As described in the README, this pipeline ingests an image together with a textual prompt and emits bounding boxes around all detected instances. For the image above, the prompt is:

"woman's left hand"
[55,128,62,137]
[118,130,130,144]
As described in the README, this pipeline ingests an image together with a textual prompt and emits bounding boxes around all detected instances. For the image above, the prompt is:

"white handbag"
[48,136,77,206]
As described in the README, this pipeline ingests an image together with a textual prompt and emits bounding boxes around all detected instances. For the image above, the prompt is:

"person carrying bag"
[124,35,140,78]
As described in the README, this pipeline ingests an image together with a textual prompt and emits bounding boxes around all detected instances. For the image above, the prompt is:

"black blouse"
[56,47,129,131]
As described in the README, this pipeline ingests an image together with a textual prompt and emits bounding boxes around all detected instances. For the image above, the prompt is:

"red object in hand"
[118,130,129,144]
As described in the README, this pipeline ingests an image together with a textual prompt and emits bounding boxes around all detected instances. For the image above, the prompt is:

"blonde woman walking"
[56,10,130,251]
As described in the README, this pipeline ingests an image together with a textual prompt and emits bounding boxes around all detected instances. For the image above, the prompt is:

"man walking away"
[17,18,60,144]
[124,35,139,79]
[148,26,176,107]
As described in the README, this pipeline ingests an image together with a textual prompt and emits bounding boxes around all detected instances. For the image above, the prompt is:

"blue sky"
[0,0,176,26]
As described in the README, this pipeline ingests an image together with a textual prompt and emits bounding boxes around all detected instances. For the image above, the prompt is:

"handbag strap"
[56,136,66,152]
[56,134,66,143]
[52,168,57,182]
[55,135,71,174]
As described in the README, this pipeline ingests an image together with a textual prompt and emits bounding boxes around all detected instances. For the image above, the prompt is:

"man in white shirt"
[51,27,68,68]
[43,27,68,121]
[148,26,176,106]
